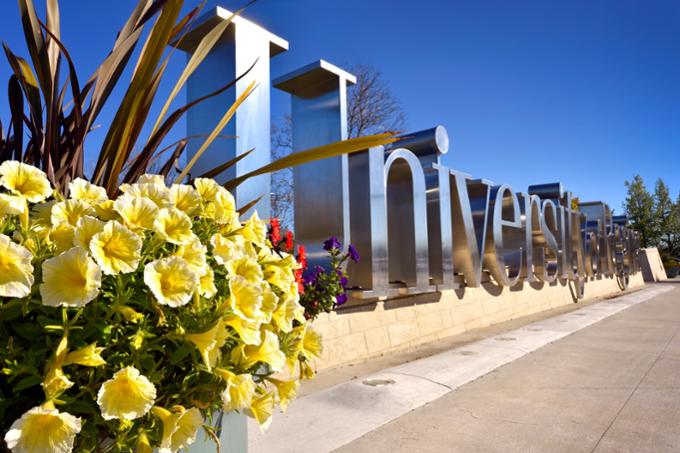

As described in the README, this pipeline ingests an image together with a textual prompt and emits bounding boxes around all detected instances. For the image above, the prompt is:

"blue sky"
[0,0,678,211]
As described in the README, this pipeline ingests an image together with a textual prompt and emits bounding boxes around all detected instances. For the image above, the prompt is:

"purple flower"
[336,293,348,306]
[340,276,348,288]
[323,236,341,251]
[347,244,360,263]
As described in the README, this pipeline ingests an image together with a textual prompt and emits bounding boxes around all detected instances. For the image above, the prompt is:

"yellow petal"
[248,391,275,431]
[144,256,198,307]
[4,406,81,453]
[153,406,203,452]
[153,207,194,245]
[215,369,256,412]
[185,320,229,370]
[231,330,285,372]
[68,178,108,204]
[97,366,156,420]
[241,211,267,245]
[113,194,159,231]
[64,343,106,367]
[90,221,142,275]
[40,247,101,307]
[73,216,105,250]
[169,184,201,216]
[0,235,34,298]
[0,161,52,203]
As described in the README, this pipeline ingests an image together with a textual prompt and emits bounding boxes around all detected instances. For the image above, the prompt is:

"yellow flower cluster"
[0,162,323,452]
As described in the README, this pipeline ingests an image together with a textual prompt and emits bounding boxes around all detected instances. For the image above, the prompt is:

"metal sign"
[182,7,640,302]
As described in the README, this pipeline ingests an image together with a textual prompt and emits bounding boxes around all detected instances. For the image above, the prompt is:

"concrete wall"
[313,273,645,370]
[640,247,667,282]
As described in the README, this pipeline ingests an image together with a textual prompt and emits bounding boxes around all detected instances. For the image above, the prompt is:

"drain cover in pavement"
[495,337,516,341]
[458,350,478,356]
[526,328,542,331]
[362,379,396,387]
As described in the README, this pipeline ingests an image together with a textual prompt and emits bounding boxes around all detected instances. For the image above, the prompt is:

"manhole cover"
[362,379,395,387]
[558,319,569,323]
[574,313,587,316]
[526,328,542,332]
[458,350,477,356]
[495,337,516,341]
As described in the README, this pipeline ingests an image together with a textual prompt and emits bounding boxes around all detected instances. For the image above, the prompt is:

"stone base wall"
[640,247,667,282]
[313,274,645,370]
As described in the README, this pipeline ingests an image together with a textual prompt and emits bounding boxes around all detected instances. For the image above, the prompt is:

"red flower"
[269,218,281,246]
[297,244,307,271]
[285,231,294,252]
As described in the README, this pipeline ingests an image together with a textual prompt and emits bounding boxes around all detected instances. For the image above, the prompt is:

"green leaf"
[170,344,192,365]
[13,374,42,392]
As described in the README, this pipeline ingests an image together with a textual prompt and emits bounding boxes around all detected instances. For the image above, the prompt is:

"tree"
[654,179,674,251]
[668,192,680,257]
[623,175,657,247]
[271,64,407,230]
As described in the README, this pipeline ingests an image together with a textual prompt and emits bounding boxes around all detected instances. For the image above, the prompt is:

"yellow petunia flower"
[43,365,74,400]
[4,405,82,453]
[193,178,220,200]
[215,368,257,411]
[73,216,105,250]
[223,315,261,345]
[269,378,299,412]
[0,161,52,203]
[144,256,198,307]
[272,295,305,334]
[40,247,101,307]
[64,343,106,367]
[198,267,217,298]
[211,187,237,225]
[67,178,108,204]
[90,221,142,275]
[227,276,264,324]
[241,211,267,245]
[48,223,76,253]
[226,256,263,283]
[211,233,250,265]
[0,235,34,298]
[0,193,26,217]
[153,207,194,245]
[169,184,201,216]
[175,236,208,274]
[51,199,95,227]
[136,431,153,453]
[248,391,275,431]
[113,194,158,231]
[199,183,237,226]
[185,319,229,370]
[93,199,118,221]
[152,406,203,453]
[259,281,278,322]
[30,199,55,226]
[120,182,172,209]
[97,366,156,420]
[231,330,286,372]
[298,325,323,361]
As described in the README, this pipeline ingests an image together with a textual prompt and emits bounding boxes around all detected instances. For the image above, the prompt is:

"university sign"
[181,7,640,304]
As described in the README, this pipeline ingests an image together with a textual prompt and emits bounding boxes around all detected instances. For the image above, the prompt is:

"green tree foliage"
[624,175,680,259]
[624,175,657,247]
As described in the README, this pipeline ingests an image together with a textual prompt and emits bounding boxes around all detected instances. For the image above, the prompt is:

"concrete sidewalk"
[336,282,680,453]
[248,283,679,453]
